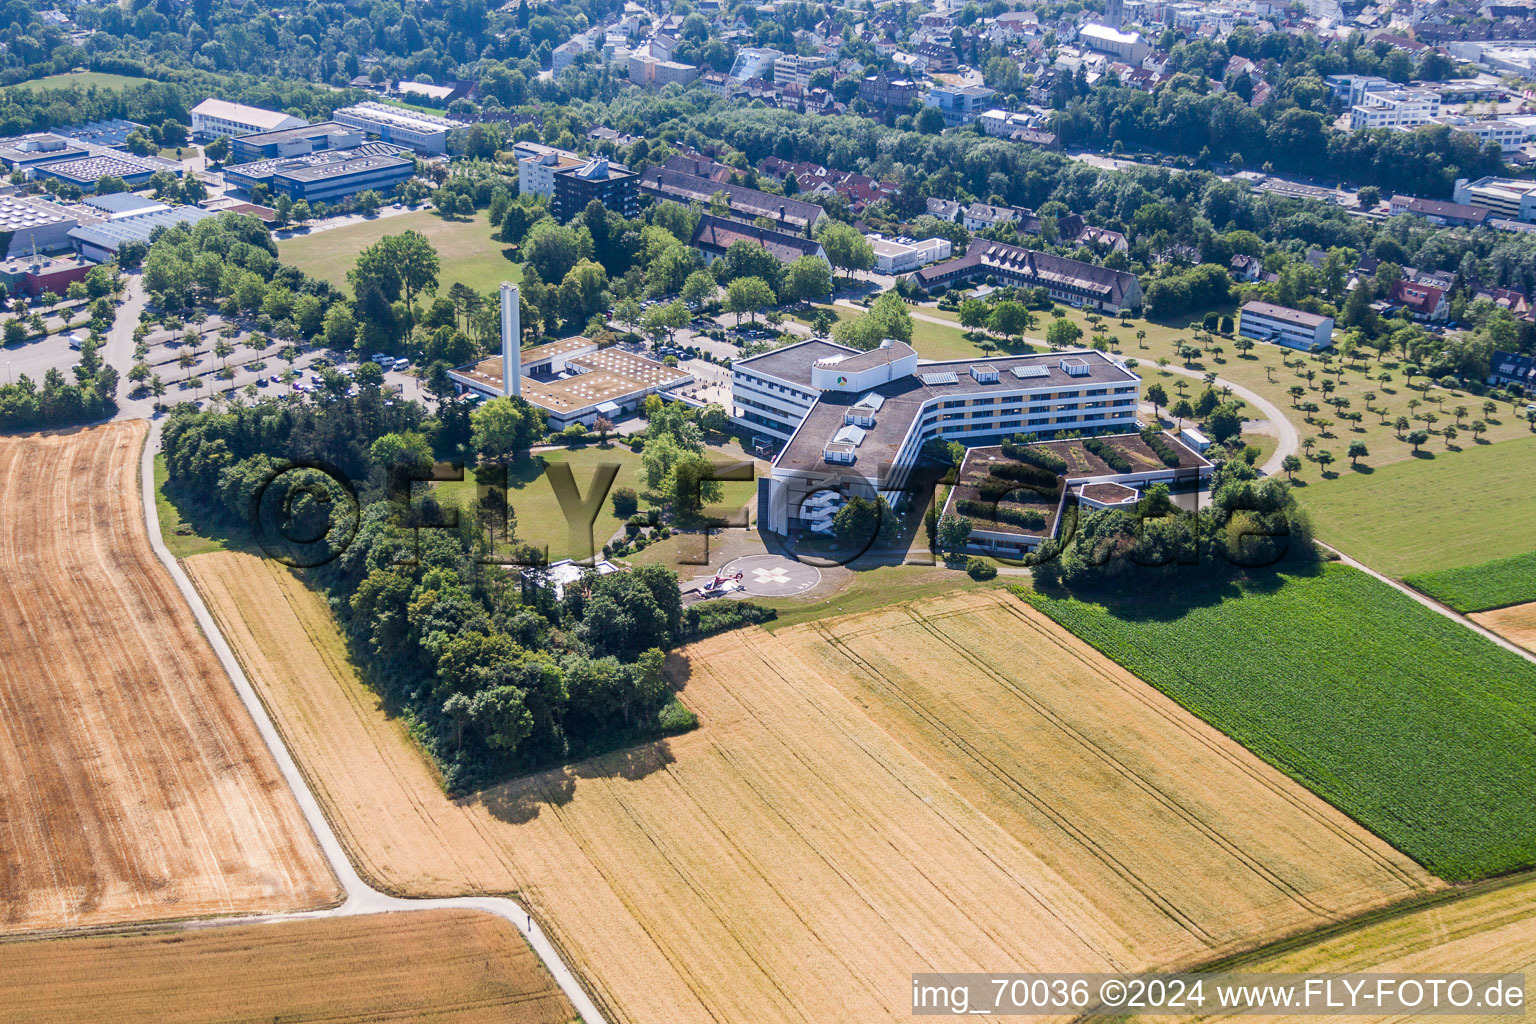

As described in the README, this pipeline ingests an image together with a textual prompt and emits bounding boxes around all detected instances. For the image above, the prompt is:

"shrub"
[682,600,777,640]
[1001,440,1067,474]
[1140,428,1182,468]
[965,556,997,580]
[656,696,698,733]
[1083,437,1132,472]
[976,477,1059,503]
[611,486,639,518]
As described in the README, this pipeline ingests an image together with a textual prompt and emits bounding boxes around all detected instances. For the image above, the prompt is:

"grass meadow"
[1298,433,1536,577]
[278,209,520,298]
[3,71,152,92]
[431,444,758,562]
[1020,563,1536,882]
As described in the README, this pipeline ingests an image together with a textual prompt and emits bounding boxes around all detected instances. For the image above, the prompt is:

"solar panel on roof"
[921,372,958,385]
[1011,365,1049,378]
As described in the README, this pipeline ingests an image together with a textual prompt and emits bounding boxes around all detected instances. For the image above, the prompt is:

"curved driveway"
[137,420,608,1024]
[1150,359,1300,476]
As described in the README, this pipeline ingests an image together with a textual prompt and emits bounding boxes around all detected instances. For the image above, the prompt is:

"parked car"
[391,357,411,371]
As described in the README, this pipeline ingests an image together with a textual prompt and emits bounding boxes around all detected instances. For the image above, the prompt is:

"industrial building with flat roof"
[0,194,85,256]
[332,102,465,155]
[449,337,693,429]
[0,131,179,186]
[0,252,96,298]
[190,98,307,139]
[736,339,1142,534]
[32,154,161,190]
[1453,175,1536,222]
[69,206,215,262]
[223,149,415,203]
[229,121,366,162]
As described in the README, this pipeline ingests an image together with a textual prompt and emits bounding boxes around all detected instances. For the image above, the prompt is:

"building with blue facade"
[223,149,414,203]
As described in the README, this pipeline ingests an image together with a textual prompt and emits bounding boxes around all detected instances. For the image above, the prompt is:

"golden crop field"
[1150,875,1536,1024]
[1472,602,1536,656]
[0,909,578,1024]
[185,552,1436,1024]
[0,423,337,933]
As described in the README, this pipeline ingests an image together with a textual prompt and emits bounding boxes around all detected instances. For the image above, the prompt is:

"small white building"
[866,235,953,274]
[524,558,620,600]
[1238,300,1334,351]
[1349,88,1440,130]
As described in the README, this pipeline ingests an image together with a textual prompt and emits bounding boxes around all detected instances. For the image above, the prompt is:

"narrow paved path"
[137,419,609,1024]
[1150,360,1300,476]
[1317,540,1536,667]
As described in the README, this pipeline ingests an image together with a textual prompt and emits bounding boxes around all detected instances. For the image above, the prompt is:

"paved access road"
[136,420,609,1024]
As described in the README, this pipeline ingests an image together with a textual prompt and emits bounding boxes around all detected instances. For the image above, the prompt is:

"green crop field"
[1021,563,1536,882]
[4,71,152,93]
[1299,433,1536,577]
[1406,551,1536,613]
[278,210,520,298]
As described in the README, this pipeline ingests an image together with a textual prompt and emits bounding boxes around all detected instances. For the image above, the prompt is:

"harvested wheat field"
[1150,874,1536,1024]
[186,551,1437,1024]
[1472,602,1536,655]
[0,422,336,932]
[0,909,578,1024]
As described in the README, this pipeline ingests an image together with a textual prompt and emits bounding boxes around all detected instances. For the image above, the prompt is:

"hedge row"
[1084,436,1132,473]
[989,460,1059,489]
[956,498,1047,530]
[976,477,1060,503]
[1140,428,1182,468]
[681,600,777,640]
[1001,440,1067,474]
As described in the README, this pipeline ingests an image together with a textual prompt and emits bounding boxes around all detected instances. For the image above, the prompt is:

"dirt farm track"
[0,422,337,932]
[186,554,1438,1024]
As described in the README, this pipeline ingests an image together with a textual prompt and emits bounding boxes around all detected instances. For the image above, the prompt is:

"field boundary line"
[1316,543,1536,667]
[135,419,611,1024]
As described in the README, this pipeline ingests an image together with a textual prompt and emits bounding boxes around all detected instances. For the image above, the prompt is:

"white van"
[67,332,85,350]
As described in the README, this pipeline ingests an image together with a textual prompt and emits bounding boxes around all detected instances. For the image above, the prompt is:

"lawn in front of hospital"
[431,442,758,562]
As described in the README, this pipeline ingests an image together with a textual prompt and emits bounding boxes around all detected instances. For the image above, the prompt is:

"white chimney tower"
[500,282,521,398]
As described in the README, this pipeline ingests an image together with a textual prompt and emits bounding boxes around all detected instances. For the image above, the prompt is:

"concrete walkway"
[1149,359,1301,476]
[136,420,608,1024]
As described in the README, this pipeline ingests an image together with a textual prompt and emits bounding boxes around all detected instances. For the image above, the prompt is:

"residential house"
[1390,278,1451,320]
